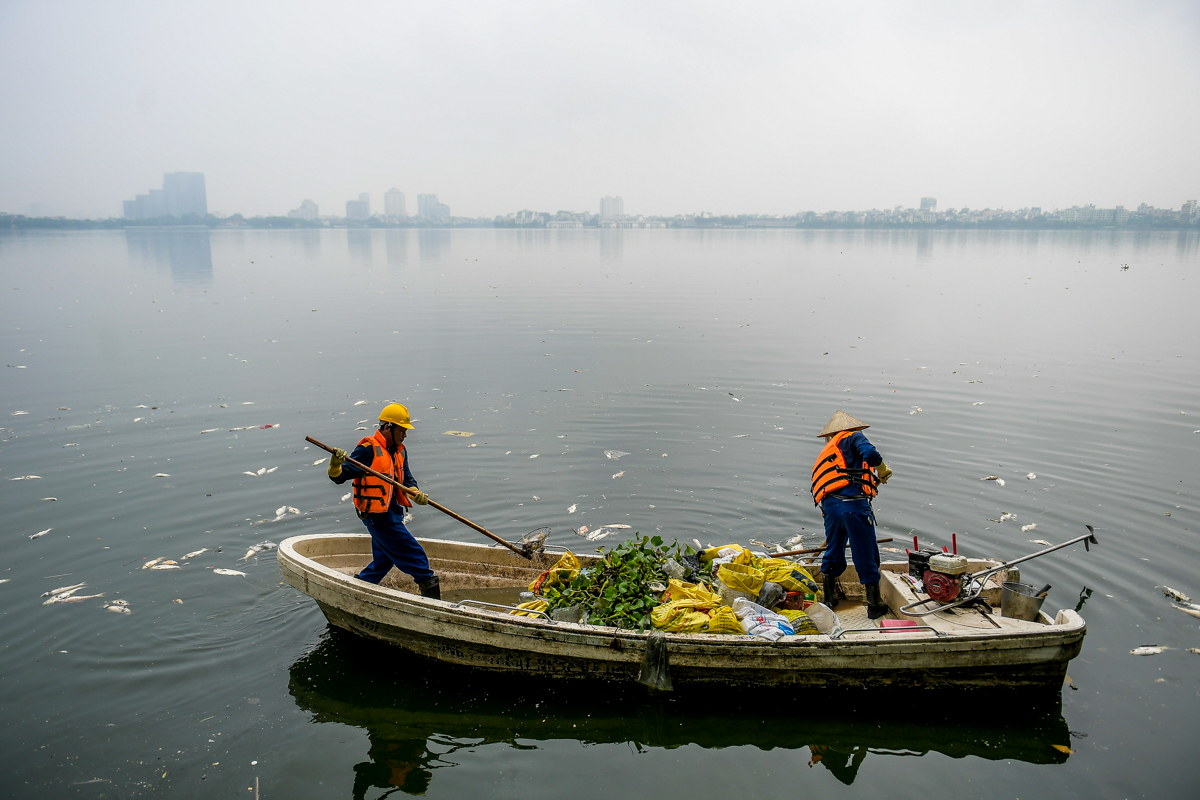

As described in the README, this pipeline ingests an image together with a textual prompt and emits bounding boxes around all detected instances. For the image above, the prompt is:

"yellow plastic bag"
[510,599,549,617]
[651,600,743,635]
[717,562,766,596]
[779,608,821,635]
[528,551,581,593]
[665,578,722,605]
[758,558,820,595]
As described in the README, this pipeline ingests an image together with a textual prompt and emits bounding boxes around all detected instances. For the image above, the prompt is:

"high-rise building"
[122,173,207,219]
[1182,200,1197,220]
[600,196,624,218]
[384,188,407,217]
[288,199,319,220]
[346,192,370,220]
[920,197,937,211]
[417,194,450,222]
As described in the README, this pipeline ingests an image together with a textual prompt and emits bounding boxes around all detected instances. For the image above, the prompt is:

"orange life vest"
[810,430,878,506]
[352,430,413,515]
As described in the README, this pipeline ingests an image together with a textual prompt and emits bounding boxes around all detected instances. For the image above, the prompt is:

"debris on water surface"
[909,406,922,414]
[732,434,750,438]
[173,598,183,604]
[1131,646,1170,656]
[604,450,630,460]
[987,512,1017,523]
[567,504,577,514]
[354,400,369,406]
[42,582,86,597]
[612,471,624,479]
[1051,744,1072,754]
[182,549,208,559]
[980,476,1005,486]
[1027,473,1037,480]
[586,529,613,541]
[10,475,42,481]
[142,558,164,569]
[200,429,220,434]
[577,525,589,535]
[341,492,352,502]
[11,411,29,416]
[0,579,9,584]
[63,443,78,448]
[972,402,985,406]
[311,459,325,466]
[1030,539,1052,546]
[103,600,131,615]
[153,473,170,478]
[443,431,474,437]
[151,563,180,570]
[529,454,539,459]
[1022,524,1038,532]
[1158,586,1193,604]
[42,497,56,501]
[1172,605,1200,620]
[29,528,52,540]
[1188,648,1200,655]
[213,568,247,577]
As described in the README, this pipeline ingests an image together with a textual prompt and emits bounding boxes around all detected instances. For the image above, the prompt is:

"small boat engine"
[923,553,970,602]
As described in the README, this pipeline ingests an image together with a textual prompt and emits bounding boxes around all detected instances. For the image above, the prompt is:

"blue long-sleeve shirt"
[827,431,883,499]
[329,442,418,513]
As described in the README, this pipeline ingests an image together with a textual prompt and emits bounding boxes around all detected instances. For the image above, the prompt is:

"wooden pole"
[771,537,893,559]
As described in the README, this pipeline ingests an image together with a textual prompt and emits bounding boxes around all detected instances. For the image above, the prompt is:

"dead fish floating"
[1158,586,1193,604]
[151,562,180,570]
[29,528,52,540]
[567,504,577,514]
[43,585,105,605]
[1131,646,1170,656]
[1022,524,1038,532]
[10,475,42,481]
[980,476,1006,486]
[42,582,86,597]
[199,428,221,434]
[241,541,277,560]
[612,471,624,479]
[103,600,132,615]
[1030,539,1052,546]
[213,568,247,577]
[442,431,474,437]
[153,473,170,478]
[182,548,208,559]
[142,558,165,569]
[1171,605,1200,620]
[604,450,630,460]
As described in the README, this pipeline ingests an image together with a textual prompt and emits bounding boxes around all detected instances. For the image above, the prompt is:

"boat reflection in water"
[289,631,1074,796]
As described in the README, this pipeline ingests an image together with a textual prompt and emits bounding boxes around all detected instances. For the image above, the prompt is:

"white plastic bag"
[731,598,795,639]
[804,602,843,637]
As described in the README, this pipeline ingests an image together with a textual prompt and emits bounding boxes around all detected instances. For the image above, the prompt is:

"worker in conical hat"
[810,410,894,619]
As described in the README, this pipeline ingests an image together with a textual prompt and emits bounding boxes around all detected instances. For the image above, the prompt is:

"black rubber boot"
[417,575,441,600]
[865,583,888,620]
[823,574,840,610]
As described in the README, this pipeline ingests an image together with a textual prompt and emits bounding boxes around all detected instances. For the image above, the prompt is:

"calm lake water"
[1,227,1198,798]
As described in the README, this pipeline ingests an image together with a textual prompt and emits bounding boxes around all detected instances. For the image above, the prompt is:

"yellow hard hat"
[379,403,414,429]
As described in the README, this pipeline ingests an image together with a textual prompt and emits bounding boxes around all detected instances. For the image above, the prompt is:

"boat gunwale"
[278,533,1087,654]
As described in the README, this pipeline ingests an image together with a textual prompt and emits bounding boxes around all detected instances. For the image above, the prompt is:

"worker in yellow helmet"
[326,403,440,599]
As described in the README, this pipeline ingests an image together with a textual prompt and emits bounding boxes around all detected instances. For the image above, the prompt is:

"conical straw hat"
[817,410,869,437]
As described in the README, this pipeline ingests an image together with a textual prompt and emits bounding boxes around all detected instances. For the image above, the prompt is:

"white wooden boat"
[278,533,1087,690]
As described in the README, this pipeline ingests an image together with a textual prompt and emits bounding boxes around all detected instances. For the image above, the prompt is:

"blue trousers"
[820,496,881,587]
[356,510,435,585]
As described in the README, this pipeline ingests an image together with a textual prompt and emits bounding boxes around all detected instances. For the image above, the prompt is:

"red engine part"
[923,569,962,602]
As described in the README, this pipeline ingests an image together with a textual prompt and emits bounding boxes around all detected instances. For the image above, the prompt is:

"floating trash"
[29,528,52,540]
[1027,473,1037,480]
[604,450,630,460]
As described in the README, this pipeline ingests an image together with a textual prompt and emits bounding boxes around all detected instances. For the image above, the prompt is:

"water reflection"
[418,229,451,264]
[385,230,409,268]
[124,228,213,282]
[347,229,374,264]
[289,631,1072,795]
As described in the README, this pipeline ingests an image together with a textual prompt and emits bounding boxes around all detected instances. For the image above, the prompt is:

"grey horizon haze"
[1,0,1197,219]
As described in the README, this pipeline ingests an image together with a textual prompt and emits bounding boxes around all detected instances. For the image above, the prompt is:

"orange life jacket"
[810,430,878,506]
[352,430,413,515]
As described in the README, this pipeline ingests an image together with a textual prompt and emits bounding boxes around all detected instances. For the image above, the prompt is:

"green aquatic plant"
[542,535,706,630]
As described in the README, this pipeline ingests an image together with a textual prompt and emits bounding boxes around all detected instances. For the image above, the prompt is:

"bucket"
[1001,581,1047,622]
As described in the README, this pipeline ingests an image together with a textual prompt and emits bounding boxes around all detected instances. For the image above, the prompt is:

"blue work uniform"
[329,443,435,585]
[819,431,883,587]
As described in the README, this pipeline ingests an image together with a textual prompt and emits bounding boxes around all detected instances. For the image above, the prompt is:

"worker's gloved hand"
[327,448,348,478]
[411,489,430,505]
[876,461,893,485]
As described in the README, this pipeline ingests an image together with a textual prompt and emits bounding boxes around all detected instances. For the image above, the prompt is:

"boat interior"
[290,535,1064,634]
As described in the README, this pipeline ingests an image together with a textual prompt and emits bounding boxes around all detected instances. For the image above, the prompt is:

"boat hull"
[280,534,1085,690]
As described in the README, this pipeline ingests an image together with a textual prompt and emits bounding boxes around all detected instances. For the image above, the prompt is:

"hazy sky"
[2,1,1198,218]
